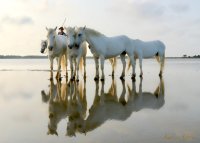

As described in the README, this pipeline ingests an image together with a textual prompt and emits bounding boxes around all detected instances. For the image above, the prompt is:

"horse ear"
[54,26,57,31]
[74,26,78,32]
[83,25,86,30]
[46,27,48,31]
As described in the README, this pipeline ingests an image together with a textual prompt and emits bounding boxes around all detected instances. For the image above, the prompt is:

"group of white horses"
[41,26,165,81]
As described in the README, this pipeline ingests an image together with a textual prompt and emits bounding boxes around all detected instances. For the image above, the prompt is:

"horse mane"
[84,27,104,37]
[66,27,74,33]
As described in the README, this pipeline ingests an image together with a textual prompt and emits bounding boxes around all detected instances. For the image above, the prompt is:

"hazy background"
[0,0,200,57]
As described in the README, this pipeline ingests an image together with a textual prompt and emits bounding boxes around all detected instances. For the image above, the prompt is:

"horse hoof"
[49,77,53,81]
[159,73,162,78]
[70,78,74,81]
[100,78,104,81]
[76,79,79,82]
[94,77,99,81]
[59,77,62,81]
[120,76,124,80]
[131,76,136,82]
[83,75,87,79]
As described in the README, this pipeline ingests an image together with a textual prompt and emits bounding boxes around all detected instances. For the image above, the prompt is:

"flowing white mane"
[84,27,104,37]
[66,27,74,34]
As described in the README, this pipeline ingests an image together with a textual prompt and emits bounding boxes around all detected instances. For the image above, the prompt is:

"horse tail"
[155,53,160,63]
[109,57,117,69]
[160,41,166,71]
[61,55,66,71]
[113,57,117,69]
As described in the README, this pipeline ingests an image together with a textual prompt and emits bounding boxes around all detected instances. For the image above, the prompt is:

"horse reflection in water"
[66,78,165,136]
[66,80,87,136]
[41,73,87,136]
[41,77,164,136]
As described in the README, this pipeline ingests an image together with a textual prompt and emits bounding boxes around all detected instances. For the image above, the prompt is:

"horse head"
[46,27,57,51]
[74,26,86,48]
[40,40,47,53]
[65,27,76,49]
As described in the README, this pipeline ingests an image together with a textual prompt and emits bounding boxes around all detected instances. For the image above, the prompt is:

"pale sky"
[0,0,199,57]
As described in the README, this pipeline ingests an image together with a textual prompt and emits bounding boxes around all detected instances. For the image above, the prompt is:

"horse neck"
[85,30,105,53]
[84,29,104,47]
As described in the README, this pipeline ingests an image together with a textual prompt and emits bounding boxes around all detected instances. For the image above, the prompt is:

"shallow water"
[0,58,200,143]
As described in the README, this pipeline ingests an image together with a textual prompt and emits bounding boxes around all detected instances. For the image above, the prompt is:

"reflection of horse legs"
[120,53,126,80]
[154,78,165,98]
[89,81,100,113]
[119,80,126,106]
[127,79,137,103]
[49,70,54,81]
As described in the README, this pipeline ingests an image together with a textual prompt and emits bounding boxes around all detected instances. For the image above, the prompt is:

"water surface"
[0,59,200,143]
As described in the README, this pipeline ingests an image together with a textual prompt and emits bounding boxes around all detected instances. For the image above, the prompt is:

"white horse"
[74,27,136,81]
[66,27,117,81]
[46,27,68,79]
[65,27,88,81]
[128,39,166,77]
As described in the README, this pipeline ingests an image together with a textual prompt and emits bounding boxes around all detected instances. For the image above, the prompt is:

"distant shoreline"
[0,55,199,59]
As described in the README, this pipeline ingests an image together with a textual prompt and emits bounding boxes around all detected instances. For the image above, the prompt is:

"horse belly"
[140,43,159,58]
[142,48,158,58]
[105,40,125,58]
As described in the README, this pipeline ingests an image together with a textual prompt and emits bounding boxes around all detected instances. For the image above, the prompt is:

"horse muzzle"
[48,46,53,51]
[40,48,45,53]
[68,45,73,49]
[75,44,79,49]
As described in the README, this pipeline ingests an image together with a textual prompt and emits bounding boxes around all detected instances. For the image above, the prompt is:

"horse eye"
[78,34,82,37]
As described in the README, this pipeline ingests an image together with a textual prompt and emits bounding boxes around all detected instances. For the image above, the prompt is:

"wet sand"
[0,58,200,143]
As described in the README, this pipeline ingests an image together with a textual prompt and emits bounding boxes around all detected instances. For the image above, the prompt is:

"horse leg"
[83,56,86,80]
[69,57,74,81]
[109,58,115,77]
[129,55,136,80]
[74,57,77,80]
[65,53,68,78]
[119,79,126,106]
[76,56,81,82]
[49,58,53,80]
[100,56,105,81]
[94,57,99,81]
[120,54,126,80]
[56,57,62,80]
[139,57,143,78]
